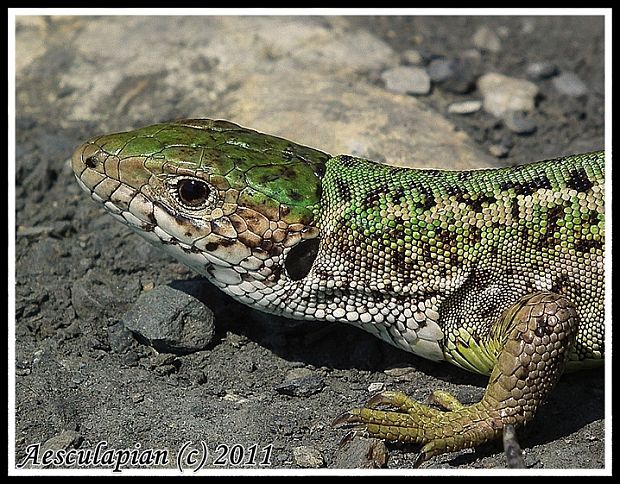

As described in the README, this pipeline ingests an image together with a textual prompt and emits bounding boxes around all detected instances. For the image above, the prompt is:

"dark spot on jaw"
[219,238,236,248]
[205,242,218,251]
[279,205,291,218]
[175,213,195,226]
[534,326,545,338]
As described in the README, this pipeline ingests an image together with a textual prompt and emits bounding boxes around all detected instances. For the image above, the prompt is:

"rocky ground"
[13,15,605,472]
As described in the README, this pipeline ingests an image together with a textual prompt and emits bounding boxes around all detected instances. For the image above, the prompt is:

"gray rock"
[293,446,324,468]
[107,320,134,353]
[448,100,482,115]
[472,26,501,52]
[330,436,388,469]
[71,269,139,321]
[41,430,83,453]
[552,72,588,96]
[426,57,477,94]
[477,72,538,118]
[427,57,455,83]
[526,61,559,80]
[122,283,215,354]
[275,374,325,397]
[504,111,538,135]
[381,66,431,95]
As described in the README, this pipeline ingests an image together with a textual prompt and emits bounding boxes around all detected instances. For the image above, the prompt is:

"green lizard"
[71,119,604,466]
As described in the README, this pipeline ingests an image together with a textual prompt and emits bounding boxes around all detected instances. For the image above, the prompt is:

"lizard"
[71,118,605,466]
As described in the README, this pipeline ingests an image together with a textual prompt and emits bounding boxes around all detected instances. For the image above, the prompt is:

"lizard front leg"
[333,291,579,466]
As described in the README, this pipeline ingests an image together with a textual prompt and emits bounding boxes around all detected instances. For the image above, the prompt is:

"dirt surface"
[13,14,606,473]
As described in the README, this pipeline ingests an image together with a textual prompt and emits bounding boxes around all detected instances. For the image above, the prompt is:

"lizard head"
[72,119,330,295]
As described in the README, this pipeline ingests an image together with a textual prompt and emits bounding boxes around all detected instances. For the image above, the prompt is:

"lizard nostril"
[84,155,98,168]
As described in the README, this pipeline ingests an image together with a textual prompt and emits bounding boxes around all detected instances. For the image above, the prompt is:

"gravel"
[477,72,539,118]
[381,66,431,95]
[552,71,589,96]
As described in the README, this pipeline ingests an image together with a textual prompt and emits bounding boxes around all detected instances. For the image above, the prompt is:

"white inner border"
[7,7,612,477]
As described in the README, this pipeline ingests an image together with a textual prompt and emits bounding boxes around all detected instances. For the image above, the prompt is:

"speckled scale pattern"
[317,152,604,370]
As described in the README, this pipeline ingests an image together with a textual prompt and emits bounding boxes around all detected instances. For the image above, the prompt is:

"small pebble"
[427,57,454,83]
[41,430,83,454]
[521,18,536,34]
[381,66,431,95]
[472,26,501,52]
[489,144,510,158]
[275,374,325,397]
[552,72,588,96]
[368,382,386,393]
[16,222,72,238]
[427,57,477,94]
[384,366,414,377]
[293,446,324,468]
[107,321,134,353]
[330,437,388,469]
[402,49,423,65]
[447,100,482,115]
[477,72,538,118]
[122,282,215,354]
[504,111,537,135]
[526,61,559,80]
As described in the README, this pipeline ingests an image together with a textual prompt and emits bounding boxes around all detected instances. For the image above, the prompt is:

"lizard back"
[310,152,604,370]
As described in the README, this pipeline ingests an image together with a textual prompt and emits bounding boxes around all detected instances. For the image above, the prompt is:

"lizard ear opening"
[284,238,320,281]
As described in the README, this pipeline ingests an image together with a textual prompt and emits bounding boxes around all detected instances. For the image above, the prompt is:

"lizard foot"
[334,291,579,466]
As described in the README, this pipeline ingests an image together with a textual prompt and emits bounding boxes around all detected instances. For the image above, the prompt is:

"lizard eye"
[174,178,212,210]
